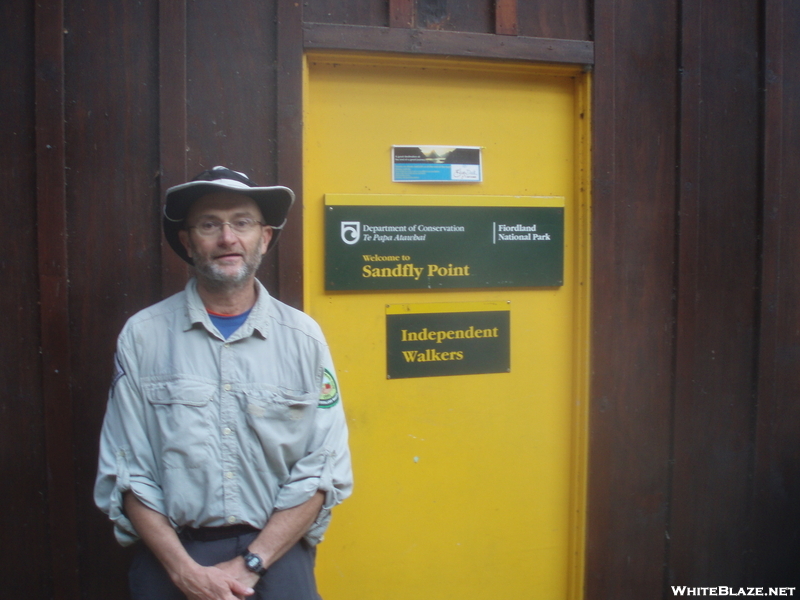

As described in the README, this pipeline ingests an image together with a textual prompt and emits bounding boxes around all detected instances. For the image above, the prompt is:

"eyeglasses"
[188,217,266,237]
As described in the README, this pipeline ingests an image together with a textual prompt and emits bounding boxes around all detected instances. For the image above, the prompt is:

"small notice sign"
[392,145,482,183]
[386,302,510,379]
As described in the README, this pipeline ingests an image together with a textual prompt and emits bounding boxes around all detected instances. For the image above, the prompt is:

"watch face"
[243,551,265,575]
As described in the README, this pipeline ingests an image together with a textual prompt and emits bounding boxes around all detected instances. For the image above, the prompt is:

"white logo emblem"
[341,221,361,245]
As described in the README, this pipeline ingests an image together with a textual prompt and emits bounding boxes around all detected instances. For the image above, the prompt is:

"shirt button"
[223,427,232,436]
[223,383,232,391]
[224,343,230,349]
[225,471,235,479]
[227,515,236,524]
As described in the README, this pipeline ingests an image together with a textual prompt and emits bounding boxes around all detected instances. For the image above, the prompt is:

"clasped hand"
[174,557,260,600]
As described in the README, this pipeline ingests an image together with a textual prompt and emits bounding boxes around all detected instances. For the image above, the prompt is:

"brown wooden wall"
[2,0,799,598]
[590,0,800,593]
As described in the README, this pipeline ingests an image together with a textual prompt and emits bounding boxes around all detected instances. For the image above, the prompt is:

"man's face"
[178,192,273,291]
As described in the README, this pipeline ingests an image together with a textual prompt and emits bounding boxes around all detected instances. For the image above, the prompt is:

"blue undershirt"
[208,308,252,340]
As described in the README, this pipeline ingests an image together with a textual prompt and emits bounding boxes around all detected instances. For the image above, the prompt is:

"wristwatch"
[241,548,268,577]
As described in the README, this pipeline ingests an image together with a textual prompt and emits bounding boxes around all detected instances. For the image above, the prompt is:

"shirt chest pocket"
[143,379,217,468]
[242,388,317,445]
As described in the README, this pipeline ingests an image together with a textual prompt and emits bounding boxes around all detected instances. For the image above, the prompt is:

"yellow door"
[304,52,590,599]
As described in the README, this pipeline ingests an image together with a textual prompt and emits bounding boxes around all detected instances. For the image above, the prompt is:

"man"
[95,166,353,600]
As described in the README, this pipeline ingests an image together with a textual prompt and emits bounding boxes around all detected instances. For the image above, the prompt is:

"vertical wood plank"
[495,0,518,35]
[587,0,679,597]
[303,0,390,27]
[517,0,590,40]
[416,0,493,32]
[752,0,800,586]
[64,0,162,596]
[669,0,761,587]
[159,0,190,298]
[277,0,305,308]
[34,1,80,598]
[390,0,414,28]
[1,1,51,598]
[184,0,281,293]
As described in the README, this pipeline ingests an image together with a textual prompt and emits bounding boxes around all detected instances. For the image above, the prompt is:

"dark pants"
[129,528,321,600]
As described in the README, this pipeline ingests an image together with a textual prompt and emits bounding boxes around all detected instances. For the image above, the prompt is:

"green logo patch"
[319,368,340,408]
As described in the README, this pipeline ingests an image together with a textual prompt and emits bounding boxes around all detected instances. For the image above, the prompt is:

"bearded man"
[94,167,353,600]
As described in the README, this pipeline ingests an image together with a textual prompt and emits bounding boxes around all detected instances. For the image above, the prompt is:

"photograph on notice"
[392,145,482,182]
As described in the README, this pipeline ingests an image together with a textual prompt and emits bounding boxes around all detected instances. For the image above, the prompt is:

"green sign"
[325,195,564,290]
[386,303,510,379]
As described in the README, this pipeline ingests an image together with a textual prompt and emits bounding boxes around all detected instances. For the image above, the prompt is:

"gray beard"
[190,249,263,292]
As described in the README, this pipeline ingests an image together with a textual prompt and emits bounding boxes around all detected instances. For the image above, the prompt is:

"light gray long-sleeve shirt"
[94,278,353,546]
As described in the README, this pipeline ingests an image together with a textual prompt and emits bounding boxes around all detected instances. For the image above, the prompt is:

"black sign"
[386,305,510,379]
[325,201,564,290]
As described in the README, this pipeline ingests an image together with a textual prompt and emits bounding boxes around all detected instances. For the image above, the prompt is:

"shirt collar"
[183,277,271,340]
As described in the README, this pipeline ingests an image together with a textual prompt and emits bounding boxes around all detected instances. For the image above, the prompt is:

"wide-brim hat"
[163,166,295,265]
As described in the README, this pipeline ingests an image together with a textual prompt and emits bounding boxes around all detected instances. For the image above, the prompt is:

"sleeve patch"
[110,353,126,393]
[319,368,340,409]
